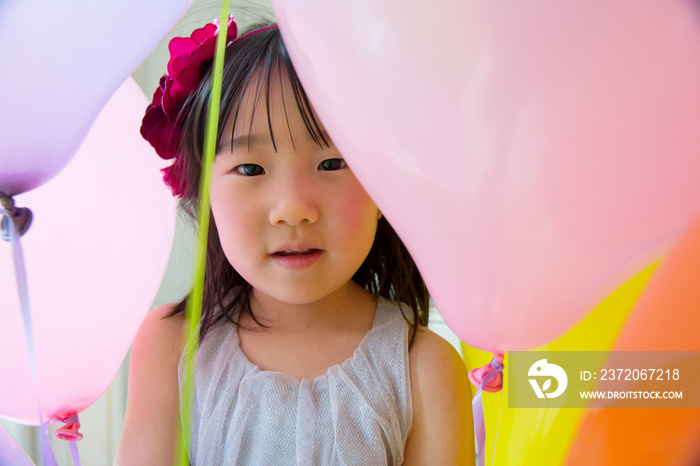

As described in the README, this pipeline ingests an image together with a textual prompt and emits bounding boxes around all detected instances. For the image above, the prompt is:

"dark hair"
[166,24,430,346]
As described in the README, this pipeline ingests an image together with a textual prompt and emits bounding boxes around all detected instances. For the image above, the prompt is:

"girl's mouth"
[274,248,318,256]
[271,249,322,269]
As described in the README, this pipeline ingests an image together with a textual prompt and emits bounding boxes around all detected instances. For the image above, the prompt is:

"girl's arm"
[404,328,476,466]
[114,304,185,466]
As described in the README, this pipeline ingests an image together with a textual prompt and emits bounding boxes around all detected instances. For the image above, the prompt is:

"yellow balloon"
[462,264,657,466]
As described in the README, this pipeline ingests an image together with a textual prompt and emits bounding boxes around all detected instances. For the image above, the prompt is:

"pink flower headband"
[140,16,278,196]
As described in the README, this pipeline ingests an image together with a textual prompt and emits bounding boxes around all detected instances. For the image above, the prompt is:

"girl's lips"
[275,248,316,256]
[271,249,322,269]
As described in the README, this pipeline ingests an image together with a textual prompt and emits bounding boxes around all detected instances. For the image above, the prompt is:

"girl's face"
[210,74,381,308]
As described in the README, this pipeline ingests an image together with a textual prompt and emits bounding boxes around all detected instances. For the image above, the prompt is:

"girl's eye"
[319,158,346,171]
[235,164,265,176]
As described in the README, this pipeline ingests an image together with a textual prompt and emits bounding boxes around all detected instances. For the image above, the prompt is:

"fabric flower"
[140,16,238,196]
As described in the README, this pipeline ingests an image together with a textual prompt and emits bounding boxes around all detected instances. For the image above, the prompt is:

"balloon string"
[470,355,504,466]
[0,206,57,466]
[490,385,504,466]
[179,0,231,464]
[69,441,81,465]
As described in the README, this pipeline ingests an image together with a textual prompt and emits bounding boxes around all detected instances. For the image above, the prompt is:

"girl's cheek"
[336,180,379,224]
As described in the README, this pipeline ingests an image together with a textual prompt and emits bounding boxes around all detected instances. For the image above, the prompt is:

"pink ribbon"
[469,353,504,466]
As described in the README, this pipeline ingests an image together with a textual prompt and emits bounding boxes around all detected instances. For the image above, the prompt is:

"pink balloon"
[0,0,192,196]
[273,0,700,351]
[0,78,176,424]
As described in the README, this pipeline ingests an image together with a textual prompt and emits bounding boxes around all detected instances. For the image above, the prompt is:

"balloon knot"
[0,192,14,210]
[468,353,505,393]
[53,412,83,442]
[0,192,33,241]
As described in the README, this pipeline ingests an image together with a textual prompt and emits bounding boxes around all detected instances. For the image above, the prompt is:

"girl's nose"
[268,179,320,226]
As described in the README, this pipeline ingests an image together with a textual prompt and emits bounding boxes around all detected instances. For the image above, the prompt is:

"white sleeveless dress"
[178,296,413,465]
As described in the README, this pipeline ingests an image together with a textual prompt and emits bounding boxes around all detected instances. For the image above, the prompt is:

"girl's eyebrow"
[218,130,334,153]
[319,130,332,145]
[219,134,270,153]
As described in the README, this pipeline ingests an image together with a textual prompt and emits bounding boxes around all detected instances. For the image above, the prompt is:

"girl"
[116,16,475,465]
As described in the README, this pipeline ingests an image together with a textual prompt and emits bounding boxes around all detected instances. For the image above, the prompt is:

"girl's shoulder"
[130,303,188,370]
[404,326,476,465]
[138,303,187,352]
[115,303,187,465]
[408,325,467,387]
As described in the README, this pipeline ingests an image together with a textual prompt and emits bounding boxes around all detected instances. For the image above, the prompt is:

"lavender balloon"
[0,424,33,465]
[0,0,193,195]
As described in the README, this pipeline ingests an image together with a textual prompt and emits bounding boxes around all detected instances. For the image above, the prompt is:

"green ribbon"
[179,0,231,464]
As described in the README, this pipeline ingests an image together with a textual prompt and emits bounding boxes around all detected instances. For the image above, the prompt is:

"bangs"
[219,27,329,153]
[179,27,328,164]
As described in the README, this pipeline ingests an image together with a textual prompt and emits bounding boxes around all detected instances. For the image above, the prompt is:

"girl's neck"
[246,281,375,333]
[236,282,378,381]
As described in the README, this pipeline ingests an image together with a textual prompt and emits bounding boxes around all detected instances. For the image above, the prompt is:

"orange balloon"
[566,213,700,466]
